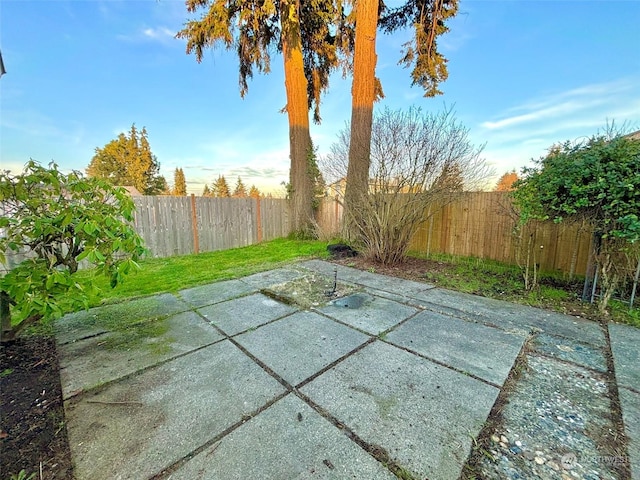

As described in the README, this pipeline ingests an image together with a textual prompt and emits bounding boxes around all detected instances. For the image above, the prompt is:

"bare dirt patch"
[1,337,73,479]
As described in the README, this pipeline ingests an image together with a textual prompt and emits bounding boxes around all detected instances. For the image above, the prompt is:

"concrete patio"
[54,260,639,479]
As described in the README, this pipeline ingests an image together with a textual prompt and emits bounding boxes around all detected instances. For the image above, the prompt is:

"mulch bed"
[0,336,73,479]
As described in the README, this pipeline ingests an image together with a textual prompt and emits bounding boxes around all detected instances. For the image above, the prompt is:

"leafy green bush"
[513,132,640,312]
[0,161,145,341]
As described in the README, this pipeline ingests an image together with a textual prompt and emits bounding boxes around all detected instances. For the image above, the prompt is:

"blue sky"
[1,1,639,195]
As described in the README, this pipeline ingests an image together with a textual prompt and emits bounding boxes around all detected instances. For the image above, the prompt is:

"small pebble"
[548,460,559,471]
[500,442,508,449]
[534,457,545,465]
[491,434,500,443]
[515,440,522,447]
[500,435,509,444]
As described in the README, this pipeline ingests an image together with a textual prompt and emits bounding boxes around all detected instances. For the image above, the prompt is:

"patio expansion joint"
[225,309,300,338]
[529,346,610,378]
[378,338,503,391]
[147,327,396,478]
[177,287,259,310]
[294,389,421,480]
[460,332,537,472]
[600,321,633,479]
[147,389,293,480]
[62,338,227,403]
[620,384,640,396]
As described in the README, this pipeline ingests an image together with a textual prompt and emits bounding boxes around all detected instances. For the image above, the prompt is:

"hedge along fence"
[132,195,290,258]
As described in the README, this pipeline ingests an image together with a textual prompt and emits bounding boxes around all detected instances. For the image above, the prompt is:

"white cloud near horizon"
[473,77,640,183]
[482,78,639,131]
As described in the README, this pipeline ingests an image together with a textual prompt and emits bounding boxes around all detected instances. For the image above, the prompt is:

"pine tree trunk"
[344,0,379,241]
[281,2,313,237]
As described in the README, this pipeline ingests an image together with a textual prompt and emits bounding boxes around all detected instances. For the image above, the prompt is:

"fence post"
[190,194,199,254]
[256,196,263,243]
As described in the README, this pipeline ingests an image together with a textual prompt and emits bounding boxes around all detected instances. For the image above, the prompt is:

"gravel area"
[464,333,630,480]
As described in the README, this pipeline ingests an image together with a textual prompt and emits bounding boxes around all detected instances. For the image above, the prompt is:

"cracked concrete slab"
[64,341,286,480]
[299,259,436,297]
[58,311,224,399]
[234,311,370,386]
[385,310,525,386]
[169,394,397,480]
[178,279,256,308]
[238,267,307,289]
[609,323,640,391]
[318,293,419,335]
[300,341,500,480]
[197,292,297,336]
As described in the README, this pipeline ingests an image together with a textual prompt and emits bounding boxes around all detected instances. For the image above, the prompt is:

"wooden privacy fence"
[132,195,290,258]
[315,192,594,276]
[0,192,594,276]
[129,192,594,275]
[408,192,594,276]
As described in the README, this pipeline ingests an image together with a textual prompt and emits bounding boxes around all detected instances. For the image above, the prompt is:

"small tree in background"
[202,184,212,197]
[512,130,640,313]
[0,161,145,342]
[212,175,230,198]
[495,170,519,191]
[173,168,187,196]
[87,124,167,195]
[323,107,490,264]
[233,177,247,198]
[249,185,261,199]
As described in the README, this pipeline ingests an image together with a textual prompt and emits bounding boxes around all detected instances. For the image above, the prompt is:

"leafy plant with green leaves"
[0,161,146,342]
[512,132,640,312]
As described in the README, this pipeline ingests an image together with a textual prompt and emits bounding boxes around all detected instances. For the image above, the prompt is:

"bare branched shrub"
[321,106,493,264]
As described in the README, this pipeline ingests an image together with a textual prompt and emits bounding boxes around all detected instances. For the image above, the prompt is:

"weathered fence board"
[131,196,290,258]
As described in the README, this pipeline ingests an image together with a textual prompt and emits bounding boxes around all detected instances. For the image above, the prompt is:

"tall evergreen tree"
[233,177,247,197]
[173,168,187,195]
[344,0,380,237]
[87,124,166,195]
[212,175,230,197]
[343,0,459,238]
[177,0,349,236]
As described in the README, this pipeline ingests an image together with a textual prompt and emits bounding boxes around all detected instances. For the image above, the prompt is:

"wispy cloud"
[474,77,640,180]
[481,99,606,130]
[482,78,637,131]
[117,25,177,44]
[142,27,175,41]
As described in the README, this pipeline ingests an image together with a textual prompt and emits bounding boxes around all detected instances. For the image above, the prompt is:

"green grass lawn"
[77,238,329,306]
[28,238,638,329]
